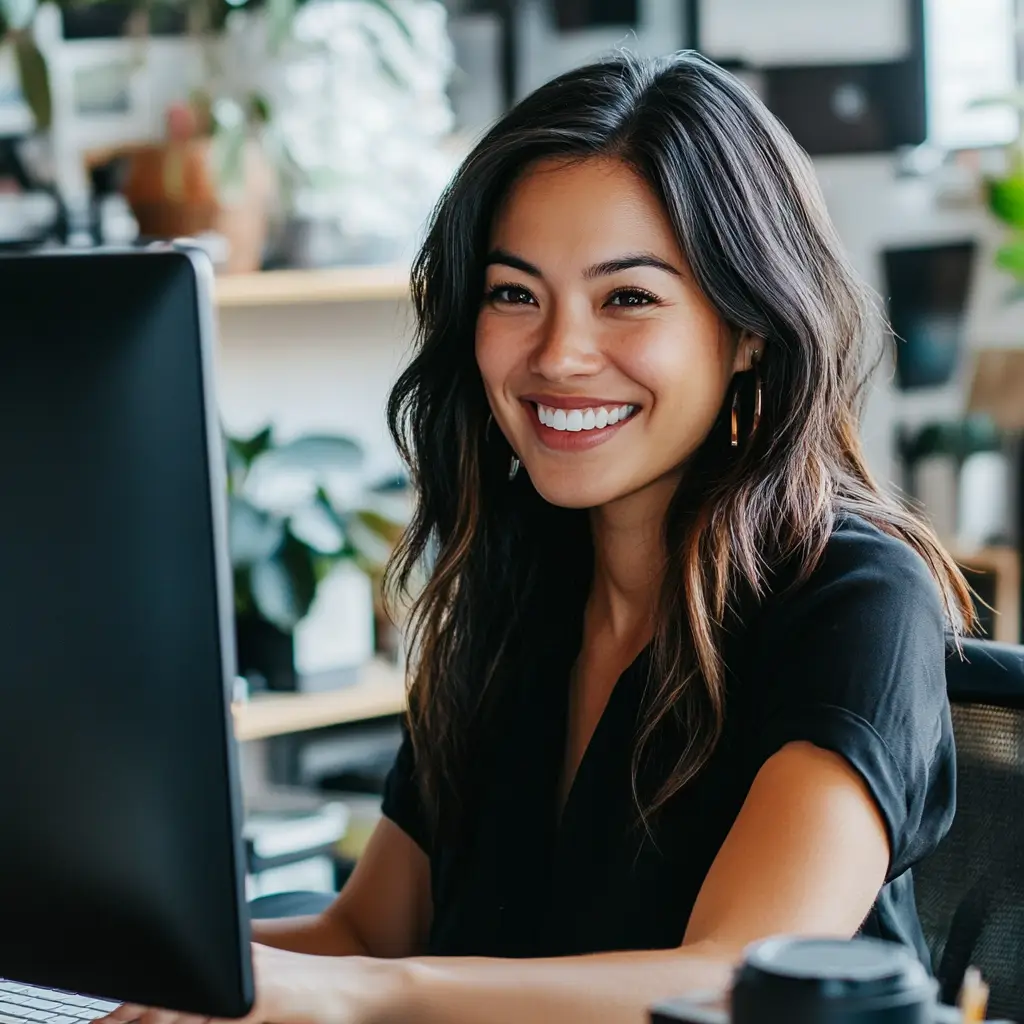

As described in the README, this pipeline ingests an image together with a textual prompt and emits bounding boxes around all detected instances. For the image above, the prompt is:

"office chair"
[914,636,1024,1021]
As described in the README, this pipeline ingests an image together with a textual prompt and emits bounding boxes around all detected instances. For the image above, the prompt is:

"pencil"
[959,967,990,1024]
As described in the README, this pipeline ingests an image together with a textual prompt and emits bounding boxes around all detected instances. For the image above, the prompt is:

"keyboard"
[0,981,120,1024]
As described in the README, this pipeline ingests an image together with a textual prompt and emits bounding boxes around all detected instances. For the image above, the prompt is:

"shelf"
[950,545,1020,645]
[232,658,406,741]
[215,266,411,308]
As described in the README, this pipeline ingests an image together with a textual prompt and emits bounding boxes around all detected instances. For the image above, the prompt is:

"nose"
[528,299,603,382]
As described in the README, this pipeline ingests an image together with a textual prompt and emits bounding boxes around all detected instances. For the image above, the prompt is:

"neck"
[586,474,678,644]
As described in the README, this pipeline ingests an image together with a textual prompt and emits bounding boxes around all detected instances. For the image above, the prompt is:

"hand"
[93,942,410,1024]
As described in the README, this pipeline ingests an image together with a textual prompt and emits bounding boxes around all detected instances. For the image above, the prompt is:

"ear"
[732,333,766,374]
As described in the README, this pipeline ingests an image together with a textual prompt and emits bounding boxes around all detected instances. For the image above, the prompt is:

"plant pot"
[235,614,296,692]
[121,137,273,274]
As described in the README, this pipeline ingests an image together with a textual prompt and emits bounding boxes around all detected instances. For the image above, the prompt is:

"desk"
[232,658,406,741]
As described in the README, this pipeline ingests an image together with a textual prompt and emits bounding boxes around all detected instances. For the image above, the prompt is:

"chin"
[527,470,627,511]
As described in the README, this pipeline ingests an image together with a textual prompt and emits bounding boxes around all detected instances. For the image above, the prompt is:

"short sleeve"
[381,722,432,854]
[755,518,955,881]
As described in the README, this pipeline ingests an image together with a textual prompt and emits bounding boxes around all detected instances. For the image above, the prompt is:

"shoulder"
[746,514,955,877]
[770,513,945,630]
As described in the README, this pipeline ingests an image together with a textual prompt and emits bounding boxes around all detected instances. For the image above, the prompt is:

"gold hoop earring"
[508,455,521,481]
[730,389,740,448]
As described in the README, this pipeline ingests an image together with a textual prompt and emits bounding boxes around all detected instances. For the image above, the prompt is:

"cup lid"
[732,937,936,1023]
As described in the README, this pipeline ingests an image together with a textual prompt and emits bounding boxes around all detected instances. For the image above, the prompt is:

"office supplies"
[959,968,991,1024]
[0,247,253,1019]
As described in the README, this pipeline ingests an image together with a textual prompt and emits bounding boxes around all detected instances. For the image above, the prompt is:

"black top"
[382,515,955,966]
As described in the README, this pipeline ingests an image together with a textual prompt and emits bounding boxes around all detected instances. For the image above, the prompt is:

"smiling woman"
[475,157,751,509]
[99,50,979,1024]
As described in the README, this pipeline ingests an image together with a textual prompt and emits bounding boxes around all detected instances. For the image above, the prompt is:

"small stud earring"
[508,455,521,481]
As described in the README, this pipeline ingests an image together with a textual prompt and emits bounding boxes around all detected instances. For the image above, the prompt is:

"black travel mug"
[730,936,938,1024]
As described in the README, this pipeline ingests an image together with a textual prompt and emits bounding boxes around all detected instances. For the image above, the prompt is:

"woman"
[104,50,974,1024]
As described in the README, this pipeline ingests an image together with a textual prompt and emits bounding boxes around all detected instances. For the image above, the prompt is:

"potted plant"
[8,0,428,271]
[226,424,405,690]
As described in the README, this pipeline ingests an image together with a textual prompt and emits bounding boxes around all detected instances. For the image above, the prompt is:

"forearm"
[252,912,371,957]
[391,944,737,1024]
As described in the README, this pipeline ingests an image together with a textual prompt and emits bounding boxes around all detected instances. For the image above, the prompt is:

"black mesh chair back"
[914,637,1024,1020]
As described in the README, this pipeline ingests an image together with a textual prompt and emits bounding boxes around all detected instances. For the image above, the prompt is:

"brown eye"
[486,284,536,305]
[607,288,658,307]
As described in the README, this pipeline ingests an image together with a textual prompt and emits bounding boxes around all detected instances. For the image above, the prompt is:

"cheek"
[618,318,732,411]
[474,315,503,393]
[475,313,526,396]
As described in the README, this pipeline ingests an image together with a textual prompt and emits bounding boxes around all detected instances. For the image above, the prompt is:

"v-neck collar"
[553,637,651,834]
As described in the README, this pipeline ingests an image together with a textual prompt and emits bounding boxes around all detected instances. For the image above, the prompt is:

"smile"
[521,398,640,453]
[535,402,637,432]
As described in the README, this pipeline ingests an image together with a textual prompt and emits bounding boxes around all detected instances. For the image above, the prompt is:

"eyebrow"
[484,248,682,280]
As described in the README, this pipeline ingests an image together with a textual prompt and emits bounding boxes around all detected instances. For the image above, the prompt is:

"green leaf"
[249,554,303,631]
[357,23,406,89]
[995,239,1024,278]
[249,91,271,125]
[987,176,1024,229]
[211,118,247,197]
[252,434,364,476]
[228,494,285,567]
[229,425,274,467]
[346,509,396,568]
[12,34,50,131]
[288,495,347,555]
[266,0,295,53]
[248,534,319,630]
[362,0,413,44]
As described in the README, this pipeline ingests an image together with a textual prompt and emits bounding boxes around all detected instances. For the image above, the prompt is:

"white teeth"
[535,403,637,433]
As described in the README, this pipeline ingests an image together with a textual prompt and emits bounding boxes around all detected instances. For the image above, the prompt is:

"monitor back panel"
[0,250,252,1017]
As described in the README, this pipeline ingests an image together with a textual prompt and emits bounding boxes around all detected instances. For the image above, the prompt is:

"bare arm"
[252,816,432,958]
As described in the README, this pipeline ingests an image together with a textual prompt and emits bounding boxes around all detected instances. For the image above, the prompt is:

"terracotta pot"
[121,137,274,274]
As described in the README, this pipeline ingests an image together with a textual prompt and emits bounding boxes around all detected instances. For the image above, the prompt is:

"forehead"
[489,156,683,261]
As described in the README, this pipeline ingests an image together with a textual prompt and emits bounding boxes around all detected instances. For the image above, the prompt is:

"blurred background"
[4,0,1024,894]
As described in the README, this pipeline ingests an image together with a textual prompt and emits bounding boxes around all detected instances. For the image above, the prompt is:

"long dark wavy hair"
[385,50,975,838]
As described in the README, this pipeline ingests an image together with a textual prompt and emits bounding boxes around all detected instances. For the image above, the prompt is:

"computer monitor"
[0,248,253,1018]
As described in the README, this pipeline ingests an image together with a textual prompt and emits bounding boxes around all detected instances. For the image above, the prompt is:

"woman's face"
[475,156,757,512]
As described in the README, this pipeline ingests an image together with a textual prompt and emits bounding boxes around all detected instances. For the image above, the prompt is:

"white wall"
[216,300,416,482]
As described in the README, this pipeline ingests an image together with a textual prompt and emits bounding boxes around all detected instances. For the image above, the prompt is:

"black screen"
[0,250,251,1017]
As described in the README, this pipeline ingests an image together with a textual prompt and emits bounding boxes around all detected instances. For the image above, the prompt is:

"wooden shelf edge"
[232,658,406,741]
[950,544,1019,576]
[216,266,411,308]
